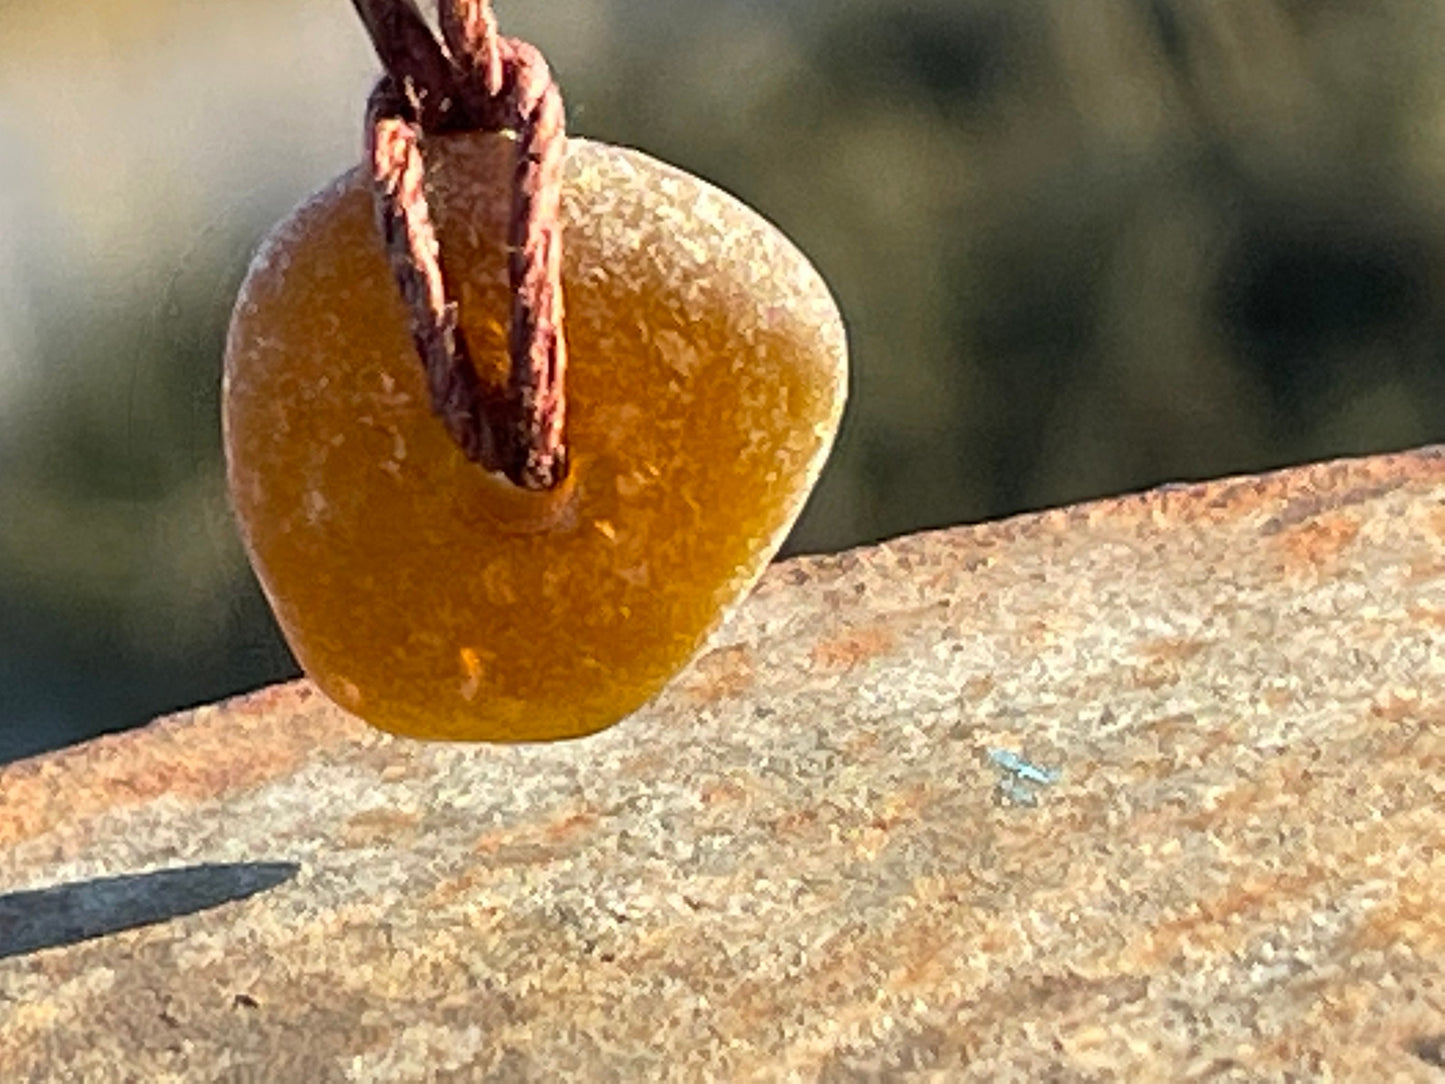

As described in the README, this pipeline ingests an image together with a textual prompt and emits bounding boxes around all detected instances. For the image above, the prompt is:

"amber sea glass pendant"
[223,134,847,741]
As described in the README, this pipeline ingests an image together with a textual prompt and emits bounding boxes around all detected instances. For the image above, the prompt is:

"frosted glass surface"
[224,135,846,741]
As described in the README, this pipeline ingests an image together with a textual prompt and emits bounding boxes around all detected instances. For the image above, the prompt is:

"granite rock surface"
[2,448,1443,1081]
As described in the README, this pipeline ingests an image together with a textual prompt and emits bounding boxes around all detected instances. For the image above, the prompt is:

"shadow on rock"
[0,861,299,959]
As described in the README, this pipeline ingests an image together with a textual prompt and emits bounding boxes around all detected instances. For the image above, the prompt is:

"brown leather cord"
[352,0,568,490]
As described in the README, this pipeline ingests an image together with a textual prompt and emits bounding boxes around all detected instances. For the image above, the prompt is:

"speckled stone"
[3,448,1444,1081]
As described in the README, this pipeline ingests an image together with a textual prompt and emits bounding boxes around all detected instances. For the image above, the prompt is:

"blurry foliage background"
[3,0,1444,762]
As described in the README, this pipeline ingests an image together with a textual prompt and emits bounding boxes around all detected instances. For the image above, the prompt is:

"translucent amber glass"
[224,135,846,741]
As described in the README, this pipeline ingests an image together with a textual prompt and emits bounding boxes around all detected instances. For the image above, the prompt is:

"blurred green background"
[3,0,1444,763]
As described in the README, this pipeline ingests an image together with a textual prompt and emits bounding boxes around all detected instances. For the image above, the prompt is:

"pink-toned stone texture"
[2,447,1443,1081]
